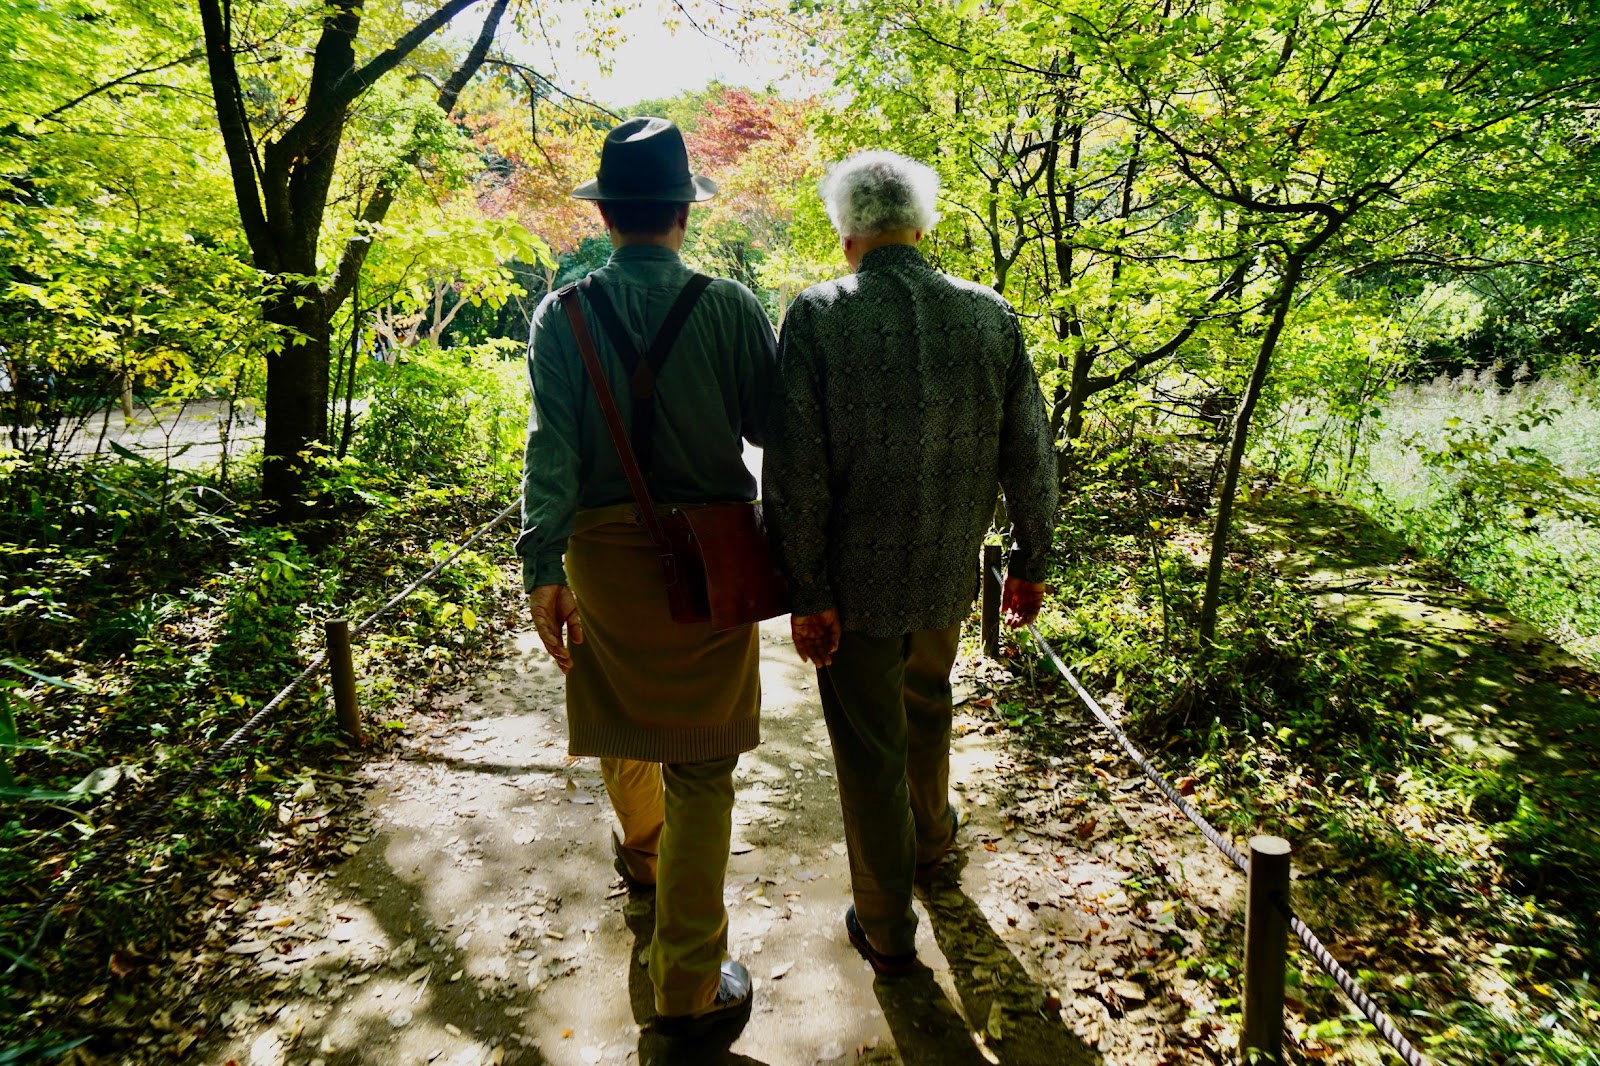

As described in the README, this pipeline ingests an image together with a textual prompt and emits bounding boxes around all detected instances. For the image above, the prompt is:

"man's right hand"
[791,609,841,668]
[1002,578,1046,628]
[528,584,583,674]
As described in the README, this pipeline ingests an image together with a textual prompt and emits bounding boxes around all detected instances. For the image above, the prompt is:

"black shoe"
[612,833,655,896]
[845,906,922,978]
[653,960,753,1038]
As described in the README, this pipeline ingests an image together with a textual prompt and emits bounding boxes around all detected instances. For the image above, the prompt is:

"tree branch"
[37,50,204,124]
[483,60,621,119]
[277,0,483,165]
[324,0,511,311]
[1085,255,1254,393]
[197,0,274,268]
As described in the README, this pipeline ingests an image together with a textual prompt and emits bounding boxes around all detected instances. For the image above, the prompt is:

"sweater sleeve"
[763,297,836,616]
[515,293,583,590]
[997,313,1058,583]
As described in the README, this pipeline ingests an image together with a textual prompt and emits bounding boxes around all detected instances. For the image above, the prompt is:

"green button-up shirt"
[516,245,778,590]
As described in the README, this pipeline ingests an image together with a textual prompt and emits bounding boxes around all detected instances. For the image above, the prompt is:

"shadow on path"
[873,969,990,1066]
[905,857,1103,1066]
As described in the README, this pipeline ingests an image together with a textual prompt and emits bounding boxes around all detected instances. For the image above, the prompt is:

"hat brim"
[571,174,717,203]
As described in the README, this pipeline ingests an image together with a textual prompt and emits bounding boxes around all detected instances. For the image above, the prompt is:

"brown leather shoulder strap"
[556,284,669,548]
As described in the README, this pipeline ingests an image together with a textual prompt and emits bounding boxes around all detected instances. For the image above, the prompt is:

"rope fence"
[5,509,1431,1066]
[4,501,519,975]
[986,563,1430,1066]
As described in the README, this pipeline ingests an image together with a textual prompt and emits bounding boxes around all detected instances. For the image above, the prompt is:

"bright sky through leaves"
[508,0,806,108]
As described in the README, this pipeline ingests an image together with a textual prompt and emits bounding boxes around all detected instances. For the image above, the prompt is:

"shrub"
[351,339,525,490]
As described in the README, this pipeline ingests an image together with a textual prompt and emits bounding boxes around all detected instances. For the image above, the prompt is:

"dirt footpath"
[197,617,1232,1066]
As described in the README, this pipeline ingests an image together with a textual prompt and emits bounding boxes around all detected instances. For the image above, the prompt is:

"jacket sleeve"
[515,293,583,590]
[997,313,1058,583]
[763,297,835,616]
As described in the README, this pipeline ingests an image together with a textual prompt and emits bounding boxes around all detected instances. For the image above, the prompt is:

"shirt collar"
[857,244,928,272]
[607,244,684,267]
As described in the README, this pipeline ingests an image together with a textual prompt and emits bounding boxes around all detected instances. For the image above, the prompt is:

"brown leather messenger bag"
[556,275,789,632]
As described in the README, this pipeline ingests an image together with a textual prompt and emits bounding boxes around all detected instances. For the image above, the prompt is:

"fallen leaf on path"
[249,1032,284,1066]
[1110,978,1145,1002]
[221,1000,257,1031]
[770,961,794,979]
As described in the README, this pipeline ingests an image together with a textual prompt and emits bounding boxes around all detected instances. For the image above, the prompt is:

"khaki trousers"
[817,623,962,957]
[600,755,737,1016]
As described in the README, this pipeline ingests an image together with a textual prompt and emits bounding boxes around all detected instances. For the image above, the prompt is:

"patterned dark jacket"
[765,244,1057,637]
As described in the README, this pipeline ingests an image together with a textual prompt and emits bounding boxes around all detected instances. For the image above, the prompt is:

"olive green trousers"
[601,755,737,1017]
[817,623,962,957]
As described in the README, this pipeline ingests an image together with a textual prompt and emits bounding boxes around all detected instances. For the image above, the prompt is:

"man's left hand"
[1002,578,1046,628]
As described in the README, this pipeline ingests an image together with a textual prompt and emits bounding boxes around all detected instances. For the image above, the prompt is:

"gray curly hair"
[818,151,941,237]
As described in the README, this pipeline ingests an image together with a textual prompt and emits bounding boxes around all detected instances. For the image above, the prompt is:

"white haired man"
[765,151,1057,975]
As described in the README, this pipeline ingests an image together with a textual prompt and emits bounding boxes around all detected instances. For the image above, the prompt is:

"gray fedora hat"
[572,117,718,203]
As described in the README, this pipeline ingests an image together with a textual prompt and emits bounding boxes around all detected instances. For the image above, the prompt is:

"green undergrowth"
[1002,439,1600,1065]
[0,449,520,1039]
[1263,364,1600,665]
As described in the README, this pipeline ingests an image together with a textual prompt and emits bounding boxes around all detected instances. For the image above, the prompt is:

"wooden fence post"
[326,618,362,746]
[981,544,1002,658]
[1244,834,1292,1062]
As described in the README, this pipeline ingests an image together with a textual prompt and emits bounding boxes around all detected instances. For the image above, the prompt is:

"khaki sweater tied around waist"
[562,503,761,764]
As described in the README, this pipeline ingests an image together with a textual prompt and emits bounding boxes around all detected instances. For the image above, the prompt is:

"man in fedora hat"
[517,117,774,1037]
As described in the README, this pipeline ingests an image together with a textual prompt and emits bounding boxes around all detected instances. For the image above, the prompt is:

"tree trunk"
[198,0,508,514]
[1062,349,1093,442]
[1198,254,1306,644]
[261,289,332,508]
